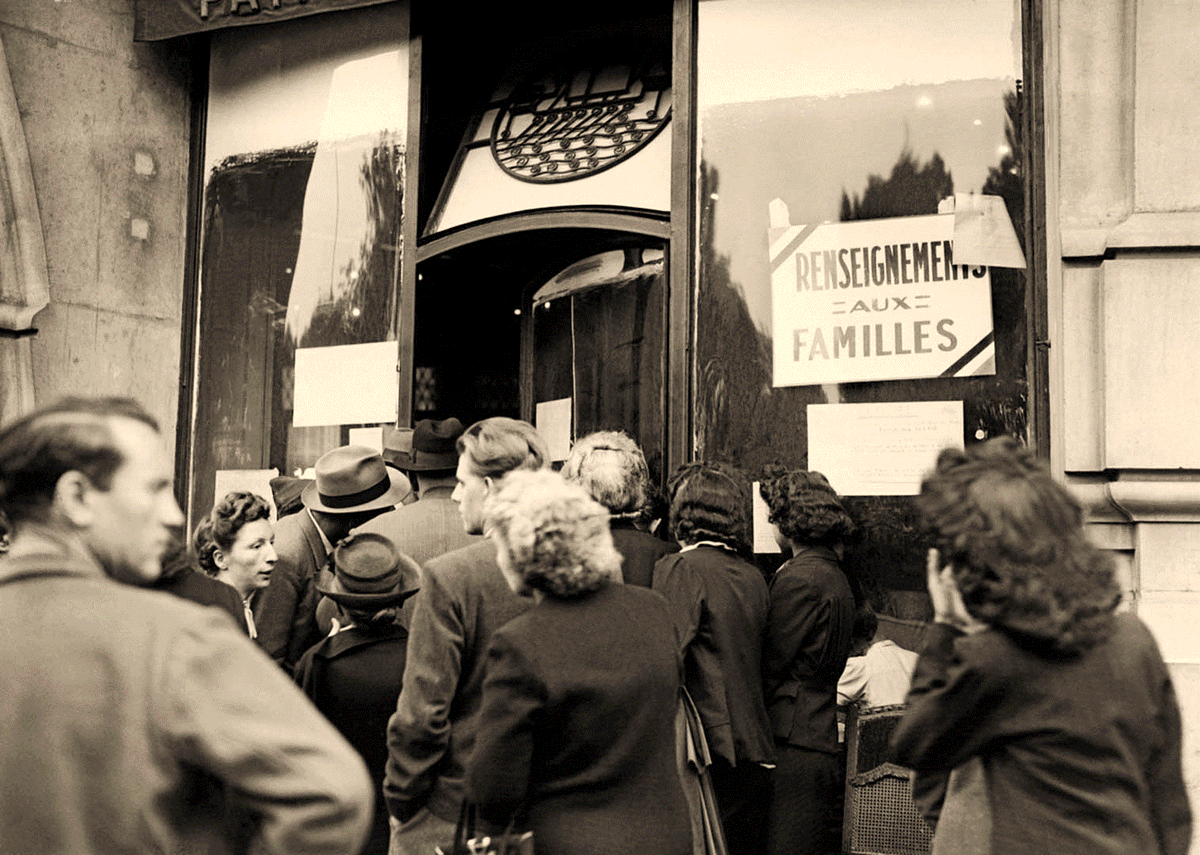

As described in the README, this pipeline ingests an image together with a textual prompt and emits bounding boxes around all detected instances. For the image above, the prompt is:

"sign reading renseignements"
[770,213,995,388]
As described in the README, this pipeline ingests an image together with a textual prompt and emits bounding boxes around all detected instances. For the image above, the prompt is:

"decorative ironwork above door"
[490,63,671,184]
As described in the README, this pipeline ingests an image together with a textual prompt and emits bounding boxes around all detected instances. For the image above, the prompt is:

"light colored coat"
[0,526,373,855]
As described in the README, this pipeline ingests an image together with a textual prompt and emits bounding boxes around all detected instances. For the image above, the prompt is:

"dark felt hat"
[408,418,465,471]
[317,532,421,608]
[382,426,415,470]
[301,445,412,514]
[270,476,313,518]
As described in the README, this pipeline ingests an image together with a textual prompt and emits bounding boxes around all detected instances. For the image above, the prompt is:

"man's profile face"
[451,454,489,535]
[83,418,184,585]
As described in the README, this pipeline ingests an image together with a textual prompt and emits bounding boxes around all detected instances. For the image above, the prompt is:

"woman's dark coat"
[295,623,409,855]
[468,583,691,855]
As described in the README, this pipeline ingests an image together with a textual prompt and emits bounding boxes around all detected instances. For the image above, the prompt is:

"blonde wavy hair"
[484,469,622,599]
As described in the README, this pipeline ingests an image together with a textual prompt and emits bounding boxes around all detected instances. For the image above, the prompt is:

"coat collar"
[300,509,331,562]
[0,524,106,585]
[315,623,408,659]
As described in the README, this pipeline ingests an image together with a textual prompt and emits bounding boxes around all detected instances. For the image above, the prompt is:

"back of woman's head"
[759,466,856,547]
[667,461,751,554]
[560,430,649,517]
[193,491,271,576]
[916,436,1120,654]
[484,469,622,598]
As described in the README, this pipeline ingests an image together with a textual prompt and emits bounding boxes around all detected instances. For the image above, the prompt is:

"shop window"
[696,0,1029,607]
[190,4,408,520]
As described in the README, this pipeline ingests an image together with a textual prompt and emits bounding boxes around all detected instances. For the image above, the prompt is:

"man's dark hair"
[0,396,159,526]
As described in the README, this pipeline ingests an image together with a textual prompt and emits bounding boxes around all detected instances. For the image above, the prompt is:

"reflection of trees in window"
[983,87,1023,251]
[696,161,775,464]
[292,133,403,348]
[839,148,954,221]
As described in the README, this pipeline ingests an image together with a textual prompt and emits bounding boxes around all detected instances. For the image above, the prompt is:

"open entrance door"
[412,229,668,481]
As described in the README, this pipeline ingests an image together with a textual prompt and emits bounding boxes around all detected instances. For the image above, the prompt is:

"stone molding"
[0,35,49,331]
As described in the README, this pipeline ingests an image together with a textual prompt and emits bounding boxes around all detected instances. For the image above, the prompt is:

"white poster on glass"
[293,341,399,427]
[536,397,573,462]
[807,401,963,496]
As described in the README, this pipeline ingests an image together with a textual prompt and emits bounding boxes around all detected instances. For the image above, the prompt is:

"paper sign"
[348,426,385,454]
[293,341,399,427]
[807,401,963,496]
[770,212,995,387]
[947,193,1026,269]
[752,481,782,554]
[536,398,573,461]
[214,468,280,521]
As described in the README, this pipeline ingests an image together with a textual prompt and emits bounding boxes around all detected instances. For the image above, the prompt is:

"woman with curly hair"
[192,490,277,638]
[652,461,775,855]
[890,437,1191,855]
[467,470,691,855]
[758,466,857,855]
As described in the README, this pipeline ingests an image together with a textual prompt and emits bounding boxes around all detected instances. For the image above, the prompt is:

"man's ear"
[53,470,96,529]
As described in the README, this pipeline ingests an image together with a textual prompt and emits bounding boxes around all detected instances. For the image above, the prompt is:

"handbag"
[435,802,533,855]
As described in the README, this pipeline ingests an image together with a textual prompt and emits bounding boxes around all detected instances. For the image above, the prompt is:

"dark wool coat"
[254,510,328,671]
[652,545,776,767]
[295,623,410,855]
[891,617,1191,855]
[609,518,678,587]
[154,564,249,634]
[468,583,692,855]
[762,546,855,753]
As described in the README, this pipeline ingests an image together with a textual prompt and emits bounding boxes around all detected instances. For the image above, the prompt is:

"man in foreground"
[0,396,373,854]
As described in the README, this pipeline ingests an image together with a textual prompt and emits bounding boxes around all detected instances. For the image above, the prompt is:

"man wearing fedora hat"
[295,532,423,855]
[384,417,549,855]
[256,444,413,673]
[354,418,481,571]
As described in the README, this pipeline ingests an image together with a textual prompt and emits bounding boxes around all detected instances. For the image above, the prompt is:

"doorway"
[412,228,668,481]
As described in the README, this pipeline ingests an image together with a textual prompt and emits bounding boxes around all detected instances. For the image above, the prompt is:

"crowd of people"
[0,395,1189,855]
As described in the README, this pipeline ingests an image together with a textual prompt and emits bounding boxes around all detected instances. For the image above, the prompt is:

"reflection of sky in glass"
[699,0,1019,107]
[206,25,405,167]
[699,0,1019,330]
[286,50,405,343]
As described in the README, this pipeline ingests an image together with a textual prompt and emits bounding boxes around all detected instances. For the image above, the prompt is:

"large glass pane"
[697,0,1026,608]
[192,4,408,520]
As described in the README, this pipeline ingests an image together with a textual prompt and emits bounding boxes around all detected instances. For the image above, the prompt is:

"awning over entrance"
[134,0,395,42]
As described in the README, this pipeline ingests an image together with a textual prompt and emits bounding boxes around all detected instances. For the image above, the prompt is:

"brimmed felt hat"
[408,418,465,471]
[317,532,421,608]
[301,445,413,514]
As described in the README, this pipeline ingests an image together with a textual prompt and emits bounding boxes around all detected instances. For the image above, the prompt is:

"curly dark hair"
[667,461,751,554]
[192,491,272,576]
[758,466,856,547]
[916,436,1121,655]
